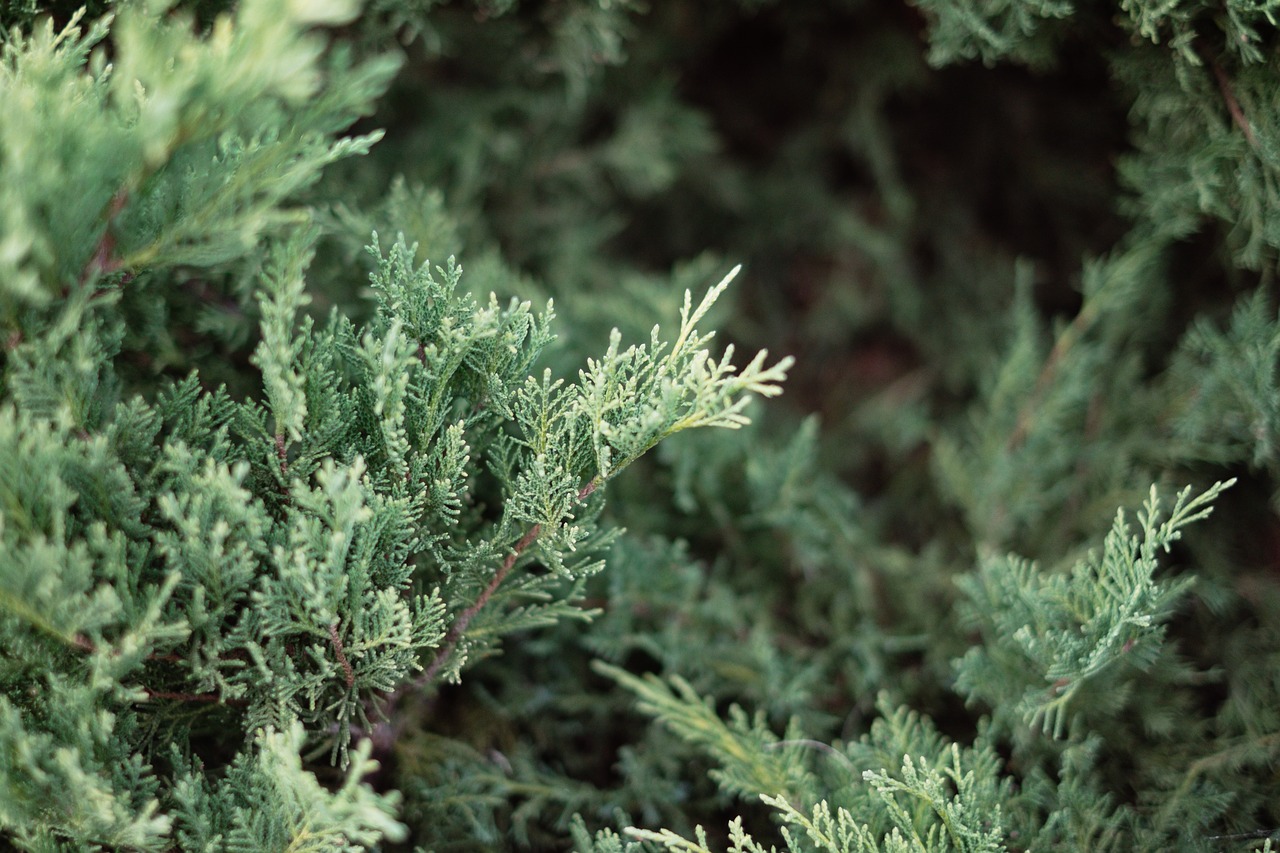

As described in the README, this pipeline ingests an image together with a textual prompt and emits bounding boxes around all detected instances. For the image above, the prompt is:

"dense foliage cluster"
[2,0,1279,850]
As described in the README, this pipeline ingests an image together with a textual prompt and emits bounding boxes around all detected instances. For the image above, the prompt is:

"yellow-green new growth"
[580,265,793,486]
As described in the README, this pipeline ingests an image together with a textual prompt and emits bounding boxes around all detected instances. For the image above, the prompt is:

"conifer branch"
[1208,54,1258,149]
[366,478,600,751]
[8,0,1278,846]
[420,478,599,684]
[0,588,87,649]
[1007,298,1099,449]
[66,636,253,707]
[77,188,128,286]
[419,524,541,683]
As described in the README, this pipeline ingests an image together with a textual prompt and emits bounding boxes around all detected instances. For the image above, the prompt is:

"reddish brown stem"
[79,189,129,285]
[1002,258,1121,458]
[412,523,541,691]
[419,480,598,686]
[148,652,184,664]
[275,433,289,480]
[330,622,355,688]
[1210,57,1258,149]
[143,688,247,706]
[367,478,600,750]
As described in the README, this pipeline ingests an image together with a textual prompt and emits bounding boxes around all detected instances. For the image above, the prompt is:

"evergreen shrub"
[2,0,1279,850]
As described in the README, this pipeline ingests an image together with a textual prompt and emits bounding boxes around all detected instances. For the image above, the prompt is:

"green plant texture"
[2,0,1280,851]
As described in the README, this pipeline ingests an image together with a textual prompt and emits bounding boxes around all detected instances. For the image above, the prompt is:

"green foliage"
[168,723,406,852]
[0,0,789,846]
[579,680,1013,853]
[954,481,1232,738]
[912,0,1074,67]
[3,0,1280,850]
[585,481,1231,851]
[1171,290,1280,469]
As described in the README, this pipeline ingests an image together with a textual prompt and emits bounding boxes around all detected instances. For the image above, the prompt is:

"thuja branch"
[417,523,542,686]
[355,273,788,754]
[366,478,600,751]
[423,478,599,684]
